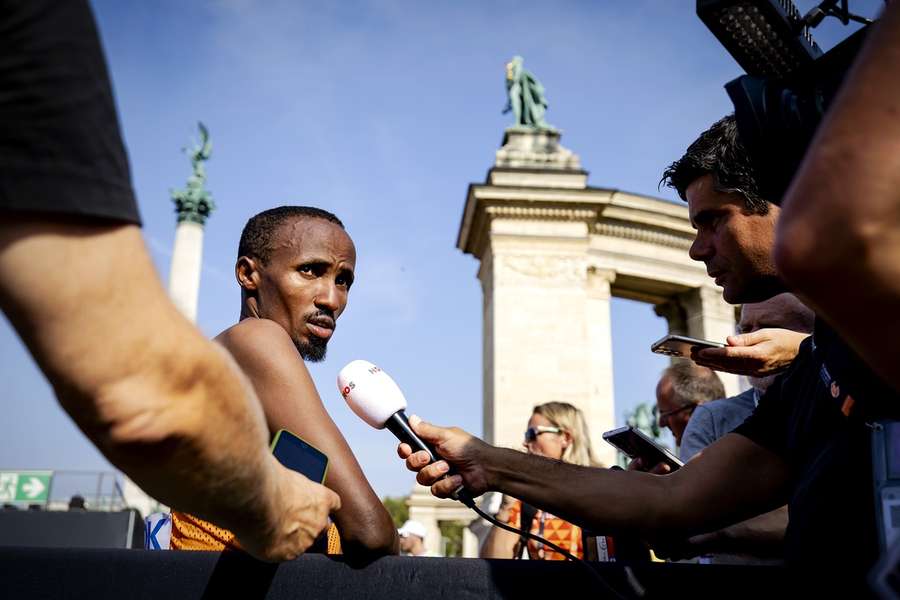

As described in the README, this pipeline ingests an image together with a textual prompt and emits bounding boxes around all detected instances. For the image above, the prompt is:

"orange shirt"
[506,499,583,560]
[169,511,239,551]
[169,511,341,554]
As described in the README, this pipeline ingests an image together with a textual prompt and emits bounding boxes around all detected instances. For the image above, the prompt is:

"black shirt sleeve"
[733,338,815,457]
[0,0,140,224]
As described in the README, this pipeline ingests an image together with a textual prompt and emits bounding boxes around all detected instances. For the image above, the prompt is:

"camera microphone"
[337,359,474,506]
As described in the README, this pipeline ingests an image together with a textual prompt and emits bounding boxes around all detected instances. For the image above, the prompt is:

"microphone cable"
[462,497,641,599]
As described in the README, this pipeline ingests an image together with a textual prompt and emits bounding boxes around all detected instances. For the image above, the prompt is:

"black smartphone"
[270,429,329,484]
[602,426,684,471]
[650,334,725,358]
[270,430,331,553]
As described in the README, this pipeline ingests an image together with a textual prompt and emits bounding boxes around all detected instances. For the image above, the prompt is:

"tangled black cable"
[467,502,640,600]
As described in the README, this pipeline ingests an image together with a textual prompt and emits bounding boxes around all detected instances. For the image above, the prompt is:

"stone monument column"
[169,221,205,322]
[460,124,622,462]
[168,122,215,323]
[585,267,617,466]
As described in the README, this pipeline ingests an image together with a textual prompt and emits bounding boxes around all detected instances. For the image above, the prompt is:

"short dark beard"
[295,309,335,362]
[296,336,328,362]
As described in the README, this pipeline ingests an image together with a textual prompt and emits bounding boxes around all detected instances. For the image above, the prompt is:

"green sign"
[0,471,53,503]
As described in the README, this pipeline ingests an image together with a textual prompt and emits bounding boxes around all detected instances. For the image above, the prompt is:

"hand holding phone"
[602,426,683,472]
[650,334,725,359]
[270,429,333,553]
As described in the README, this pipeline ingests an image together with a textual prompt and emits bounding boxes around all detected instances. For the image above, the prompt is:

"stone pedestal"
[495,127,581,172]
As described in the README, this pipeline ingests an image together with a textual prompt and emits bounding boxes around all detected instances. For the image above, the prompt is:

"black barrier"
[1,547,861,599]
[0,510,142,549]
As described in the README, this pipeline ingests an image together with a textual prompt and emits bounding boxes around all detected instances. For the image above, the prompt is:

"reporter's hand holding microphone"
[397,415,492,499]
[337,360,491,502]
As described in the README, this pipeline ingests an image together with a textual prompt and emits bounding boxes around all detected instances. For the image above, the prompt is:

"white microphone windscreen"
[337,360,408,429]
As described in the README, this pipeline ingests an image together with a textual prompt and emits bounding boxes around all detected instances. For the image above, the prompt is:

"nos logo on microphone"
[340,365,381,398]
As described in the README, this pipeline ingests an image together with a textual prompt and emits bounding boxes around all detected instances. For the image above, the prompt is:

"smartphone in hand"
[603,426,684,471]
[270,429,329,484]
[650,334,725,359]
[271,429,332,552]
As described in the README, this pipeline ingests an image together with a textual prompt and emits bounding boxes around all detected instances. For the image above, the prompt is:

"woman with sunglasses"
[480,402,600,560]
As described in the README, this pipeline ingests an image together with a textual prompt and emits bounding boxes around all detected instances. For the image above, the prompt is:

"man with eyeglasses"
[654,363,725,456]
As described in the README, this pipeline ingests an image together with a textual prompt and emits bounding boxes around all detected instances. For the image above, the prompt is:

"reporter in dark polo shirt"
[681,292,815,462]
[396,114,900,580]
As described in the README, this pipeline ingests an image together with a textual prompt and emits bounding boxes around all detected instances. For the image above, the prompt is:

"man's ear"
[236,256,260,291]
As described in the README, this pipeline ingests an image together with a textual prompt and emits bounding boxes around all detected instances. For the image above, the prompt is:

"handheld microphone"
[337,359,473,506]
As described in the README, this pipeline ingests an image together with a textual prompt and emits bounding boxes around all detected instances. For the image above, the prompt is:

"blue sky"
[0,0,880,500]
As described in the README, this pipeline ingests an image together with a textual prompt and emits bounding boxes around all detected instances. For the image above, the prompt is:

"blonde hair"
[532,402,600,467]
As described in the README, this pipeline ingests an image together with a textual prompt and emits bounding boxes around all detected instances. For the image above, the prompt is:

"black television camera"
[697,0,879,202]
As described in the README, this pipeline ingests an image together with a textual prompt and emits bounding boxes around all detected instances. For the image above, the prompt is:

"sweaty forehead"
[269,217,356,262]
[686,175,744,219]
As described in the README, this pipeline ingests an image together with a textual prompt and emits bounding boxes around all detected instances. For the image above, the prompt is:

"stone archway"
[456,129,738,467]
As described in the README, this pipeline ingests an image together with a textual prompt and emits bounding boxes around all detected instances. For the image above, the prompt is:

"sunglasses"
[524,425,562,443]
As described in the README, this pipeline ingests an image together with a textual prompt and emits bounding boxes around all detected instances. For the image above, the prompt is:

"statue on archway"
[503,56,555,130]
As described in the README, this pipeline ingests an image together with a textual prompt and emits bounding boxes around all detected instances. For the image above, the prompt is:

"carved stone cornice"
[495,253,588,285]
[484,205,597,221]
[457,165,695,263]
[458,188,610,258]
[594,220,693,250]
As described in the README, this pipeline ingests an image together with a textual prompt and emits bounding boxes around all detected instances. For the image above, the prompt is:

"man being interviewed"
[170,206,398,560]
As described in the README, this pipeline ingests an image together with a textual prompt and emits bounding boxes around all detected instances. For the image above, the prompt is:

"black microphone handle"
[385,410,440,462]
[385,410,474,506]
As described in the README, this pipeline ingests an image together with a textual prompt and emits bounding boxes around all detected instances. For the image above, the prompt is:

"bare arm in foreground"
[775,1,900,392]
[0,218,339,561]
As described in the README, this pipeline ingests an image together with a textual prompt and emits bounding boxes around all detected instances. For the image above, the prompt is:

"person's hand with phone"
[626,456,672,475]
[691,328,809,377]
[243,461,341,561]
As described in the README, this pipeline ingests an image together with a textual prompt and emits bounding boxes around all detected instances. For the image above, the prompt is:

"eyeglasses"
[655,403,697,421]
[524,425,562,444]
